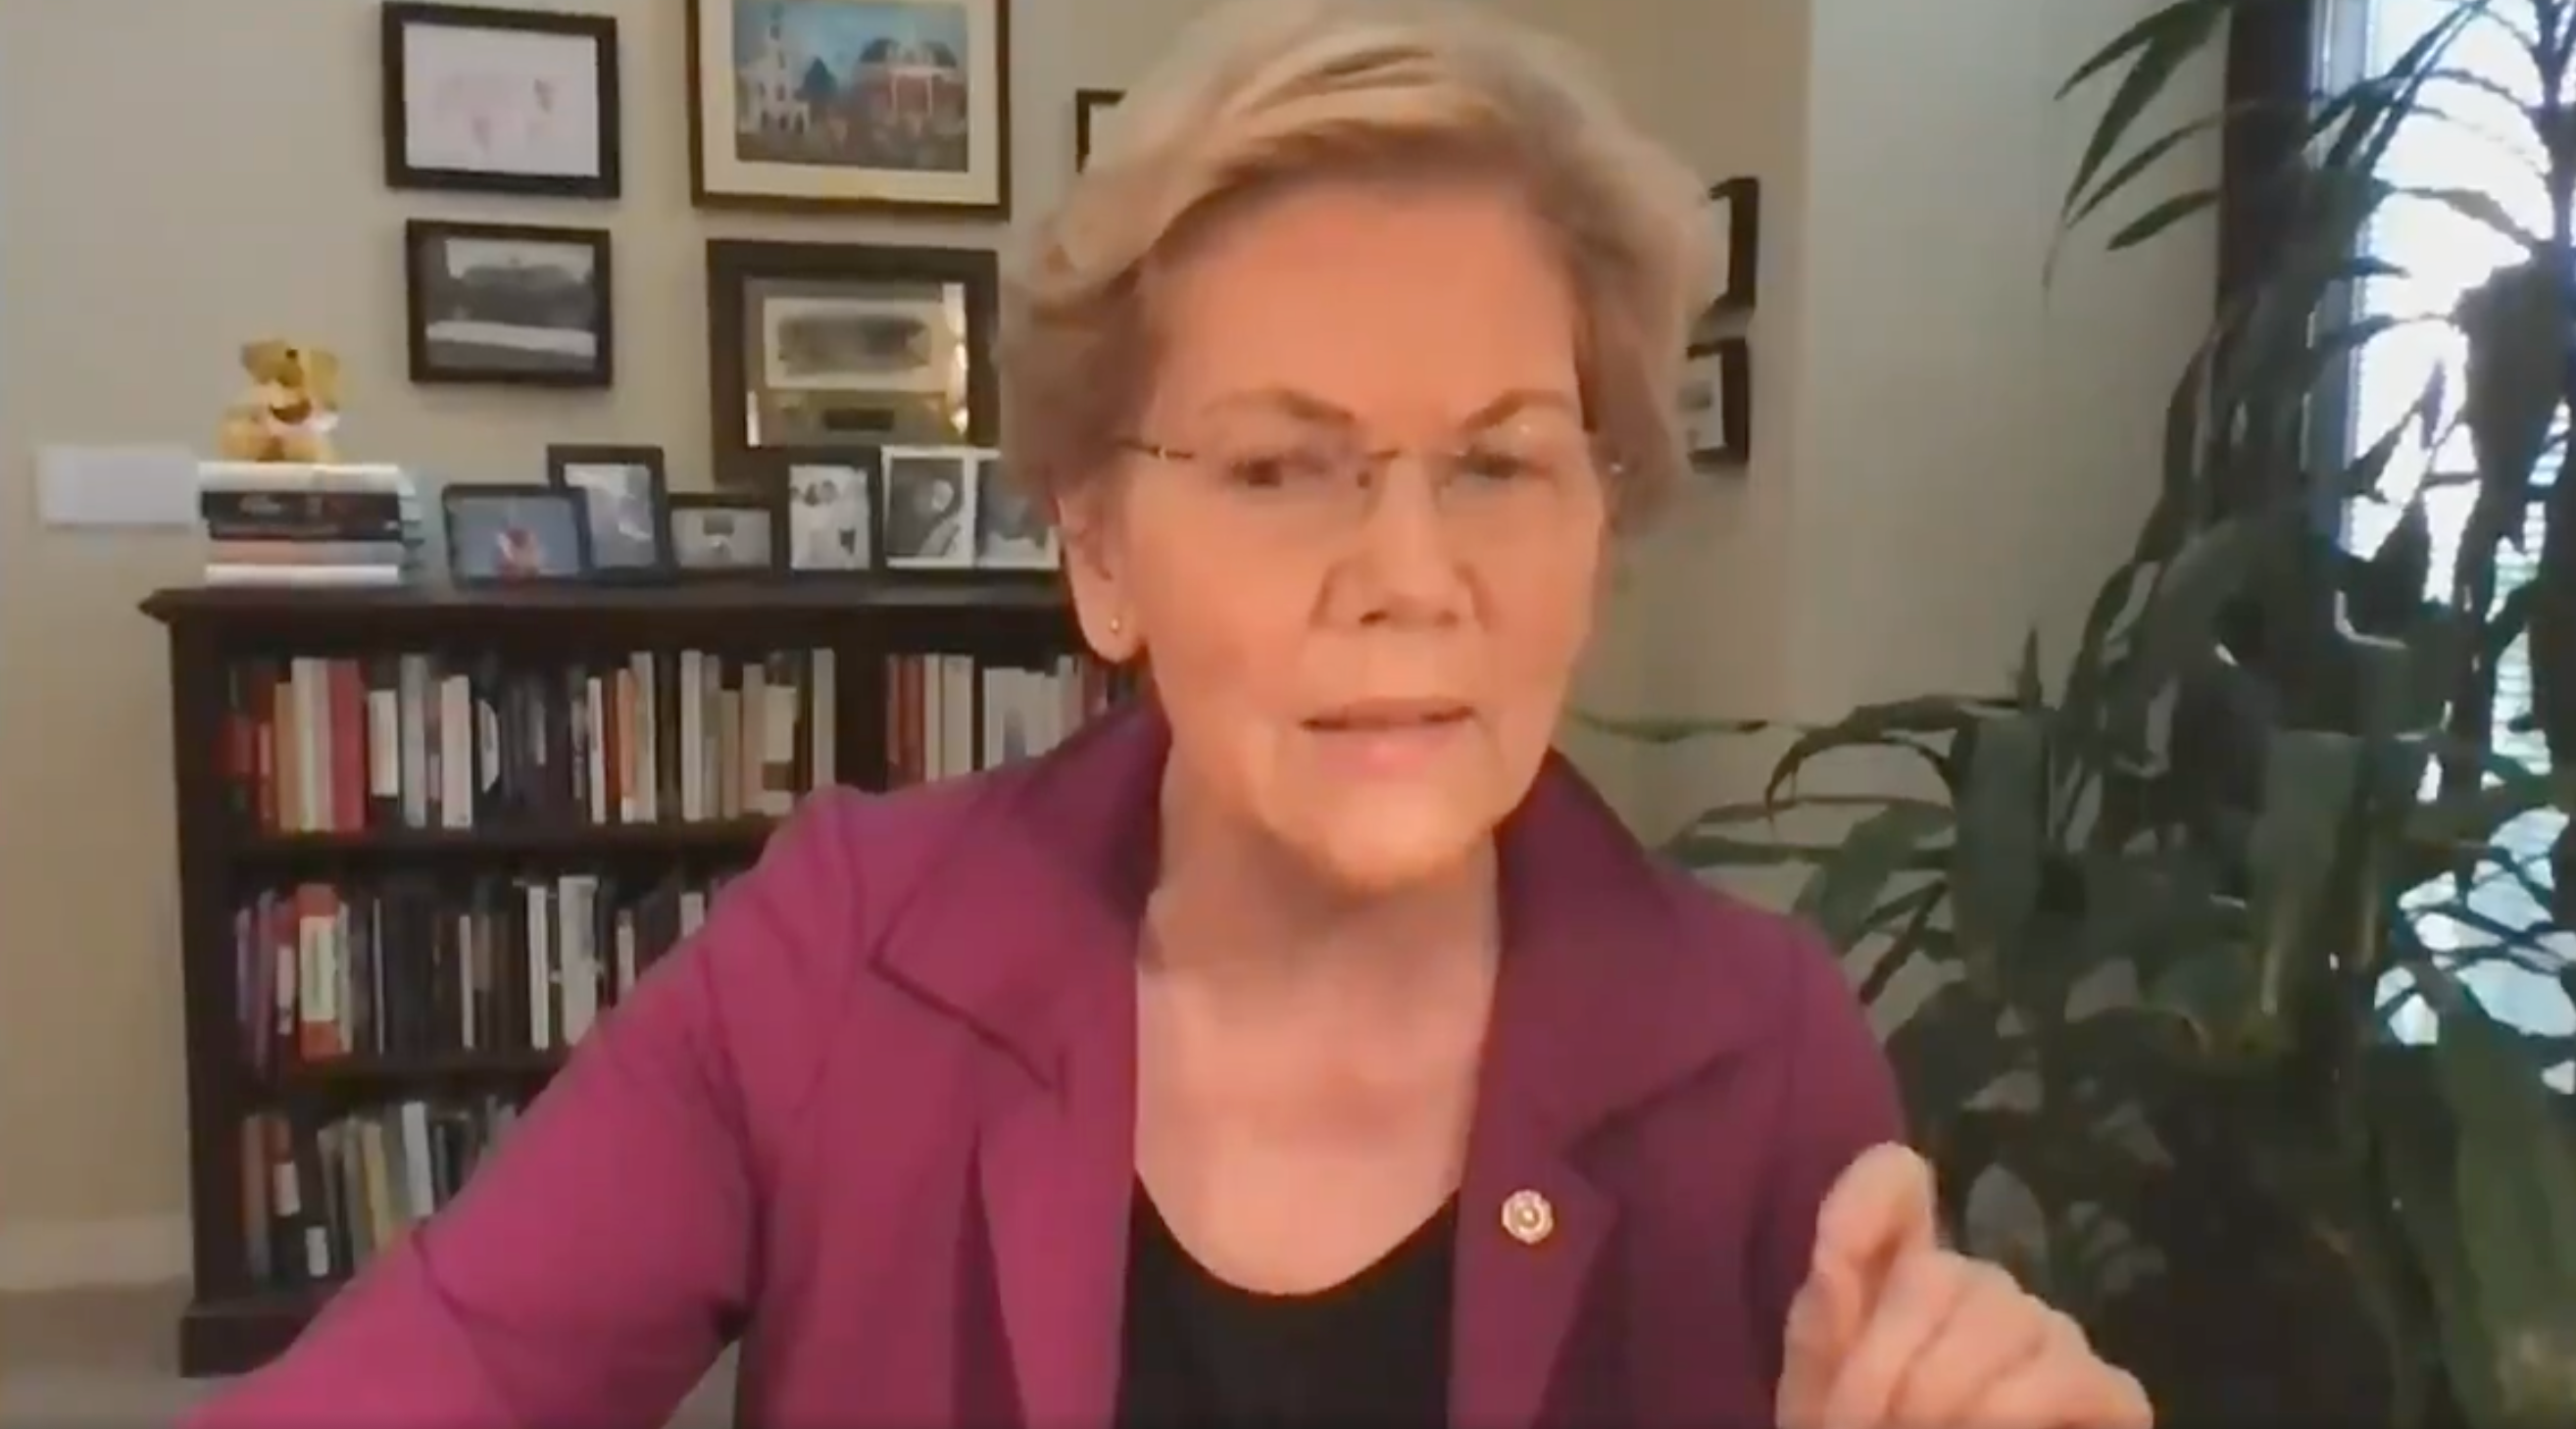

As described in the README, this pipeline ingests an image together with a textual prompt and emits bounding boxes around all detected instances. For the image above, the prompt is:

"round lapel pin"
[1500,1188,1556,1246]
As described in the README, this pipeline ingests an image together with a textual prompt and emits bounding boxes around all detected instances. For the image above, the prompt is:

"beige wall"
[0,0,2214,1282]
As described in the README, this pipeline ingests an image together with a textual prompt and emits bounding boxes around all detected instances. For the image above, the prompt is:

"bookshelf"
[143,581,1106,1377]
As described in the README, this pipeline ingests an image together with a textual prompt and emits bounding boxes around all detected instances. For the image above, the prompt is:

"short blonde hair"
[999,0,1715,530]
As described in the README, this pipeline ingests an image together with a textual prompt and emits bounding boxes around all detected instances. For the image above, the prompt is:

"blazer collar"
[874,698,1767,1144]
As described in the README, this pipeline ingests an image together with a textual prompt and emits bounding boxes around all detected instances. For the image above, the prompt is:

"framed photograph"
[968,449,1056,570]
[1074,87,1123,170]
[1701,176,1761,325]
[782,451,880,573]
[406,220,614,388]
[669,493,781,576]
[687,0,1012,216]
[545,444,669,576]
[381,3,620,199]
[880,445,977,569]
[1683,337,1752,469]
[441,485,590,584]
[706,239,998,475]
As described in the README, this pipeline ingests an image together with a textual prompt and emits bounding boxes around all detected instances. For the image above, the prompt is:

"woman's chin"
[1291,802,1494,895]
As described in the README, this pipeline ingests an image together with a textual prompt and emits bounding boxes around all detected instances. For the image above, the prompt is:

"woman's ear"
[1055,484,1141,664]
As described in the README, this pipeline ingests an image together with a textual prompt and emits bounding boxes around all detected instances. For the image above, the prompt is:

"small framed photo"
[1075,88,1124,171]
[880,445,977,570]
[783,452,879,574]
[1683,338,1752,469]
[381,3,620,199]
[969,450,1057,570]
[441,485,590,584]
[546,445,669,577]
[669,493,780,577]
[407,220,614,388]
[687,0,1011,216]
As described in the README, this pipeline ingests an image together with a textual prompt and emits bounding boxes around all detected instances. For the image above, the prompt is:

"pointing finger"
[1811,1142,1938,1284]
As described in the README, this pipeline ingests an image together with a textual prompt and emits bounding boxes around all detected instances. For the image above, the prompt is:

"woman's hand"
[1774,1144,2152,1429]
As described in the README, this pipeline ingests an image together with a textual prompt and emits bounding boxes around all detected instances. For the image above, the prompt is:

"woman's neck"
[1142,768,1501,1010]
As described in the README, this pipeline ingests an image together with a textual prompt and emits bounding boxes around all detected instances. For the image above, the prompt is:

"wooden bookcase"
[143,582,1095,1377]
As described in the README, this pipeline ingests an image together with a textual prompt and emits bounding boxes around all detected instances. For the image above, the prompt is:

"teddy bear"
[216,339,345,464]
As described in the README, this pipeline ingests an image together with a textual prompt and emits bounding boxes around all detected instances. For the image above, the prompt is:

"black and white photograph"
[969,450,1056,569]
[880,444,975,569]
[441,485,590,584]
[1683,337,1752,468]
[785,453,878,572]
[669,494,779,575]
[408,220,615,387]
[383,3,621,198]
[546,444,669,575]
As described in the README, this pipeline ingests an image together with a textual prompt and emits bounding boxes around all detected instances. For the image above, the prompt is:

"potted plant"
[1612,2,2576,1423]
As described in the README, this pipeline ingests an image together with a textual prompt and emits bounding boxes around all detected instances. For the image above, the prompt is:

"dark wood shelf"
[267,1050,566,1088]
[149,581,1096,1377]
[228,816,782,862]
[179,1284,336,1379]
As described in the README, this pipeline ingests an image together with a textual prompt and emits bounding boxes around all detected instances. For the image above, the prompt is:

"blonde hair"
[999,0,1716,530]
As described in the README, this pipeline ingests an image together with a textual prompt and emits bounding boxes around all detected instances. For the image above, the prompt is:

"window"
[2335,0,2567,1041]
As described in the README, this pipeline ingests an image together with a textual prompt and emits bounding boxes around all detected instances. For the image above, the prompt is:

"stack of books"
[200,462,422,588]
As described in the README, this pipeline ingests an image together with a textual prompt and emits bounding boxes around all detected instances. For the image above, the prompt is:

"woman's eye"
[1459,448,1537,482]
[1225,448,1333,489]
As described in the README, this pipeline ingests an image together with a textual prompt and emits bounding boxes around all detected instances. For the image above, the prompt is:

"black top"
[1114,1185,1456,1429]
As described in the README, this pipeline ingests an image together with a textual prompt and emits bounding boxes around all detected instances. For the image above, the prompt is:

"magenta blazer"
[189,702,1903,1429]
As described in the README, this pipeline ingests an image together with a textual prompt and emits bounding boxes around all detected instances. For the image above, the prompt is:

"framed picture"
[381,3,620,199]
[706,239,998,476]
[687,0,1013,216]
[546,445,669,576]
[880,445,977,569]
[1683,337,1752,468]
[669,492,781,576]
[406,220,615,388]
[1074,87,1124,171]
[441,485,590,584]
[782,451,880,573]
[1702,176,1761,322]
[968,449,1057,570]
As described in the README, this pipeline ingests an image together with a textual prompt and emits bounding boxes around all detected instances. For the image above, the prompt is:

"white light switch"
[36,445,202,529]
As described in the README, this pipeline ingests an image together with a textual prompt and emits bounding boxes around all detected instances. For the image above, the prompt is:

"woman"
[193,3,2152,1426]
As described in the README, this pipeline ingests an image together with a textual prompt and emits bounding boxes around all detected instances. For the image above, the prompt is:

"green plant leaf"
[2056,0,2237,224]
[1952,713,2048,990]
[1761,696,1998,808]
[1567,710,1775,744]
[2431,982,2576,1422]
[2118,510,2281,720]
[1794,801,1954,952]
[2455,258,2564,507]
[2247,731,2363,1010]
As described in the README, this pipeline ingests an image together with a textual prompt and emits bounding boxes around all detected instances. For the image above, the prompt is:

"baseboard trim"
[0,1214,190,1293]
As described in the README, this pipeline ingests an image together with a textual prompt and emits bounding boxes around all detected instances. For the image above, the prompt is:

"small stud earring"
[1108,616,1123,637]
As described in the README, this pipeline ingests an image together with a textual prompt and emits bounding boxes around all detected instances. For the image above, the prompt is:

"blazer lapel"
[874,707,1168,1429]
[975,965,1137,1429]
[1449,757,1771,1429]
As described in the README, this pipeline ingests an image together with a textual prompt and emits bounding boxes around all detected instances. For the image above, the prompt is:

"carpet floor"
[0,1285,735,1427]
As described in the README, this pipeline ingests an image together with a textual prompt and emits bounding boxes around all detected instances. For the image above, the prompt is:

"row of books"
[202,462,421,589]
[217,650,1126,836]
[233,871,732,1079]
[218,649,835,836]
[240,1095,524,1289]
[885,652,1122,785]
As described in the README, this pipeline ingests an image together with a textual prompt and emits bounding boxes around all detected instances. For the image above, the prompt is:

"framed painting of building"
[687,0,1013,217]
